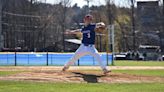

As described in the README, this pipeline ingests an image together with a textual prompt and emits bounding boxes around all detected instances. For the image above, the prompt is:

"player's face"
[84,16,92,25]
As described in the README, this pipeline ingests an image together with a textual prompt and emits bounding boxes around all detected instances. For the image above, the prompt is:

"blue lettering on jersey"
[81,24,96,44]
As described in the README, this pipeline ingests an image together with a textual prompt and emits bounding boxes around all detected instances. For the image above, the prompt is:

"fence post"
[7,53,8,64]
[107,25,115,66]
[46,52,48,66]
[106,53,109,66]
[28,54,29,65]
[77,59,80,66]
[15,52,17,66]
[51,54,53,65]
[93,57,95,65]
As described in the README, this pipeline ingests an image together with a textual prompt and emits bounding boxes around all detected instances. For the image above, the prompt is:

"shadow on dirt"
[72,72,106,83]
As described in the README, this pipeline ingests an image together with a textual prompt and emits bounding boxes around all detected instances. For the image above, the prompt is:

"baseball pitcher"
[62,14,111,74]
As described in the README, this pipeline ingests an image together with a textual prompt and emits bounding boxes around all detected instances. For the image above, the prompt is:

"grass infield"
[113,61,164,66]
[0,81,164,92]
[0,71,25,76]
[113,70,164,77]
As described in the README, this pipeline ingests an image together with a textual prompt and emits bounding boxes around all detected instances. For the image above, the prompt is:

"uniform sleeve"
[80,26,84,32]
[79,29,82,32]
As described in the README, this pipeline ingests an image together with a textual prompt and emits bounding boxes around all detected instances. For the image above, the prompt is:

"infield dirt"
[0,66,164,83]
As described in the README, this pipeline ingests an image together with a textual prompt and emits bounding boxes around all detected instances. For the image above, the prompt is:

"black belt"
[83,44,93,47]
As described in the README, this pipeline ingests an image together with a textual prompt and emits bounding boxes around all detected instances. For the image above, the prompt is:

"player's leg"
[89,46,111,74]
[62,45,87,71]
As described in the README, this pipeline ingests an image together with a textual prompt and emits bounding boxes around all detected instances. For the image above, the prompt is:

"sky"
[45,0,130,7]
[45,0,163,7]
[45,0,103,7]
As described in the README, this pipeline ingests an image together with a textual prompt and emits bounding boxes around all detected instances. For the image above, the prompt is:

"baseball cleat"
[62,66,69,72]
[103,69,111,75]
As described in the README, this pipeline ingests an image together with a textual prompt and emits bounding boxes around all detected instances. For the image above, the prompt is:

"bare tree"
[130,0,136,51]
[84,0,93,7]
[162,0,164,52]
[105,0,115,25]
[0,0,3,50]
[84,0,93,13]
[57,0,72,51]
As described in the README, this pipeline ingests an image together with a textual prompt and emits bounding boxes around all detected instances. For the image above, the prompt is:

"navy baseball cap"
[84,14,93,20]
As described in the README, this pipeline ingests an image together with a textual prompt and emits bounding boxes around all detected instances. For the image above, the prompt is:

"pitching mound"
[0,69,164,83]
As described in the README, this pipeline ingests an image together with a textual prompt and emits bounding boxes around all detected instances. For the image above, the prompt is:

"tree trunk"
[0,0,3,50]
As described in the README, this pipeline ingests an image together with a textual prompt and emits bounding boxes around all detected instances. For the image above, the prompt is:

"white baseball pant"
[64,44,107,70]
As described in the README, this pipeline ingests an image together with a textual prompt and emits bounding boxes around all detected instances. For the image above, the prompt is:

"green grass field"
[113,70,164,77]
[113,61,164,66]
[0,71,24,76]
[0,81,164,92]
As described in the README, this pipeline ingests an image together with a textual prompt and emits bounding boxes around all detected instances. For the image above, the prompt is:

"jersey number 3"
[87,33,90,38]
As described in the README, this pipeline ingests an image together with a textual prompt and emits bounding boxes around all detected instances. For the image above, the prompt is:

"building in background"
[137,0,164,53]
[137,0,159,32]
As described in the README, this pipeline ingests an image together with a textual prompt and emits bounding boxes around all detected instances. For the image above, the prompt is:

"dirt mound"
[1,70,164,83]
